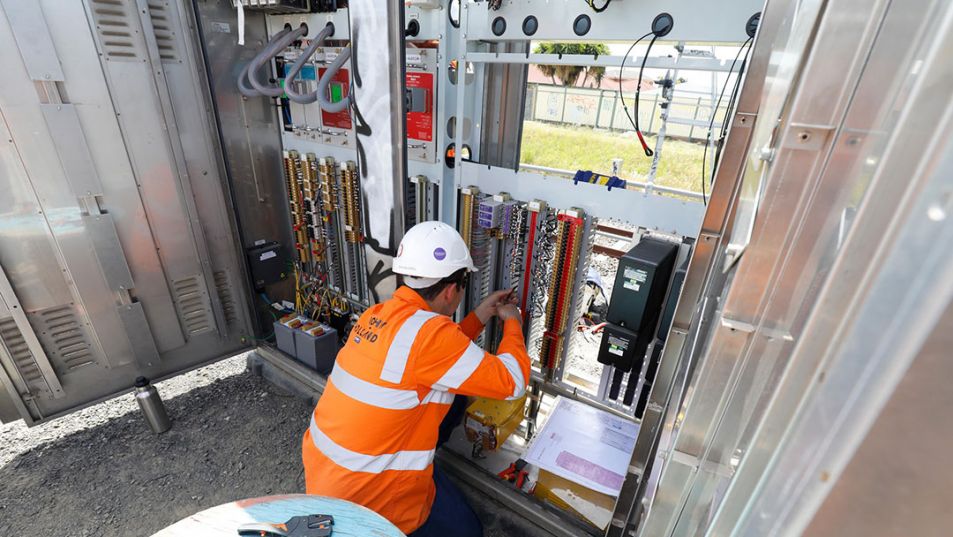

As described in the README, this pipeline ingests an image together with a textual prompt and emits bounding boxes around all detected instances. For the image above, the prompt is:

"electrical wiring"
[238,25,293,98]
[619,29,664,157]
[712,40,754,178]
[700,37,753,205]
[619,31,655,156]
[632,32,660,157]
[586,0,612,13]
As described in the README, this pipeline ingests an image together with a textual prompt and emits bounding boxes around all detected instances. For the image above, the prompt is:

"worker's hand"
[475,289,517,324]
[497,303,522,323]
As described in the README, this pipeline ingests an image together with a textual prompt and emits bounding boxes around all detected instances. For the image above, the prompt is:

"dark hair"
[405,268,469,301]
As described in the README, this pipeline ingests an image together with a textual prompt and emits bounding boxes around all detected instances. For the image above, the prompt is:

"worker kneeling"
[302,221,530,536]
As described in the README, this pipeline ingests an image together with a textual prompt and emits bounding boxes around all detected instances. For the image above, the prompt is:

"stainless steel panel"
[633,0,953,534]
[722,0,827,269]
[0,268,63,398]
[711,0,953,530]
[0,0,254,424]
[804,303,953,537]
[117,302,161,367]
[192,0,294,324]
[43,1,186,355]
[82,214,136,292]
[0,0,64,81]
[39,104,103,196]
[0,112,73,312]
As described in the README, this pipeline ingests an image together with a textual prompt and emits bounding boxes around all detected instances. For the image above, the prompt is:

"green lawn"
[520,121,707,194]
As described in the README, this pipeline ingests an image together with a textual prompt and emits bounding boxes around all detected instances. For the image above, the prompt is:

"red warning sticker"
[406,71,434,142]
[318,64,352,130]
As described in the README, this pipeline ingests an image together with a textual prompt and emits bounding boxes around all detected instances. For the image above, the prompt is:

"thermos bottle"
[134,376,171,434]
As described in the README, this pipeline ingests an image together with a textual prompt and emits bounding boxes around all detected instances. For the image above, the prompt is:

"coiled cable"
[284,23,336,105]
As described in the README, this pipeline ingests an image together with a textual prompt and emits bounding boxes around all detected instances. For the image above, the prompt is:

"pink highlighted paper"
[525,397,639,495]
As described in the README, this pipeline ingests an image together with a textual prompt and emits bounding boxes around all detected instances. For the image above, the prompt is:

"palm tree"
[534,43,610,87]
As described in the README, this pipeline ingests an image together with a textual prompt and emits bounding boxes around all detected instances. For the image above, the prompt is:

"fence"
[524,82,731,143]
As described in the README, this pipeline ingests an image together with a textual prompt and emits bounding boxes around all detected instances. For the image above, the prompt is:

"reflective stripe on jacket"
[302,286,531,533]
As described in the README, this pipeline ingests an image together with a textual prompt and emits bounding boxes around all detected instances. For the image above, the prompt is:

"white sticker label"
[622,267,648,292]
[259,251,277,261]
[406,53,422,65]
[210,21,231,34]
[254,239,266,246]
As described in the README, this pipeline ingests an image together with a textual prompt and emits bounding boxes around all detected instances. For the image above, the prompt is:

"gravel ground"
[0,354,313,537]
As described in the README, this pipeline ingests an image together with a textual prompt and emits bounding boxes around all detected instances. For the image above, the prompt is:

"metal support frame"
[467,52,741,72]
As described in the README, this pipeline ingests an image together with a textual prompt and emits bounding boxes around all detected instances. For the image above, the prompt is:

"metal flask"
[133,377,172,434]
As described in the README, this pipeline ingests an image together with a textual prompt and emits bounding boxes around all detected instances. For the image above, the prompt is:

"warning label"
[622,266,648,292]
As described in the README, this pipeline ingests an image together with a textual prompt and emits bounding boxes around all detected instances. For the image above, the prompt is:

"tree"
[534,43,610,88]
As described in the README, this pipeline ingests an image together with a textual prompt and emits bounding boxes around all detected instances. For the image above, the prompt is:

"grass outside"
[520,120,708,194]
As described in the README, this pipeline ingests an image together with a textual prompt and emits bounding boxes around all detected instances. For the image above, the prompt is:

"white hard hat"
[393,221,477,289]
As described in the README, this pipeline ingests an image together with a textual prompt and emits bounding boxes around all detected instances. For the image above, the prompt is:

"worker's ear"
[440,282,457,303]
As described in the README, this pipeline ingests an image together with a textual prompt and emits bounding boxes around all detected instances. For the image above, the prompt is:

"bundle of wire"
[619,31,660,157]
[700,37,754,205]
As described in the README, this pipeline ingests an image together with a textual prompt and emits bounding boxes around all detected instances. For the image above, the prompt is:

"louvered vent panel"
[38,306,94,370]
[90,0,144,61]
[173,276,213,336]
[213,271,238,326]
[0,317,43,384]
[147,1,180,62]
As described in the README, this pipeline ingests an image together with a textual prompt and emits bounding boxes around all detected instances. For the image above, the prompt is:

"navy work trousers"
[409,396,483,537]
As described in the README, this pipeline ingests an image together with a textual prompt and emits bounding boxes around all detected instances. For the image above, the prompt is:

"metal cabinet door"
[0,0,255,425]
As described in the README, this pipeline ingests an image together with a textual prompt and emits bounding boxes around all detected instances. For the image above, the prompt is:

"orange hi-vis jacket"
[302,286,531,533]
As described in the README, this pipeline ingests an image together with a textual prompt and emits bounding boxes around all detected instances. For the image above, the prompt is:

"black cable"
[619,32,654,155]
[633,33,660,156]
[712,41,753,176]
[587,0,612,13]
[700,37,752,205]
